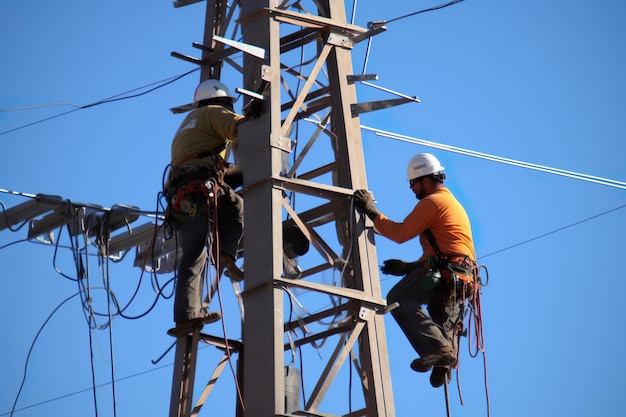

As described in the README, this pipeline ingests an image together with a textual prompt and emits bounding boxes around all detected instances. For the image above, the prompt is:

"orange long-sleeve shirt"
[373,187,476,263]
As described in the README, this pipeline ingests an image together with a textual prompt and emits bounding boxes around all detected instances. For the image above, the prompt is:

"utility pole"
[171,1,397,416]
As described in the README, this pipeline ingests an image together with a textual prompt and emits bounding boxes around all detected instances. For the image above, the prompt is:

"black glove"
[353,189,381,220]
[380,259,408,276]
[243,98,264,119]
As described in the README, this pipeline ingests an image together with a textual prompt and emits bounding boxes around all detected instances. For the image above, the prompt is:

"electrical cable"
[0,67,200,137]
[99,220,119,417]
[362,125,626,190]
[381,0,465,25]
[478,203,626,260]
[0,238,29,251]
[0,363,172,417]
[87,308,100,417]
[9,292,81,417]
[0,201,31,232]
[209,183,246,412]
[0,102,82,112]
[377,203,626,286]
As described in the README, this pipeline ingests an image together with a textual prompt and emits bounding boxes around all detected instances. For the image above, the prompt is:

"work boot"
[410,346,456,373]
[430,366,452,388]
[167,312,221,336]
[220,253,244,282]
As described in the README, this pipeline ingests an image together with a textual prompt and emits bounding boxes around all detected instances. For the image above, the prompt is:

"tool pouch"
[166,173,217,224]
[419,257,443,291]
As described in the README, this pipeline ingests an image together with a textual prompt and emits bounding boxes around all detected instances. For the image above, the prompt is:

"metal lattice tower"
[170,1,397,416]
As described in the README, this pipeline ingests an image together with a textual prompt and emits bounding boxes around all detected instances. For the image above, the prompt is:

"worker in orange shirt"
[354,153,476,388]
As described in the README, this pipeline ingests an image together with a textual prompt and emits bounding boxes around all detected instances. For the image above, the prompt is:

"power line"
[0,68,199,137]
[477,203,626,260]
[1,363,172,416]
[374,0,465,25]
[362,125,626,190]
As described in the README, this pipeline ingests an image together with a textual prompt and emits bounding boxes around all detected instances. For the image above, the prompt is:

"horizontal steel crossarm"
[264,7,367,36]
[198,332,243,352]
[272,176,354,200]
[274,278,386,309]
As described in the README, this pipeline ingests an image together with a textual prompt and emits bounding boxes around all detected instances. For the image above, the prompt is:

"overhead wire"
[380,0,465,25]
[362,125,626,190]
[0,67,200,137]
[9,292,81,417]
[478,203,626,260]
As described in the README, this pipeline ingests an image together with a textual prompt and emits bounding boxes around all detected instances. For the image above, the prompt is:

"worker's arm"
[373,200,437,244]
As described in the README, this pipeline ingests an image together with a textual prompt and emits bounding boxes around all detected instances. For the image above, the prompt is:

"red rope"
[466,271,491,417]
[206,181,245,411]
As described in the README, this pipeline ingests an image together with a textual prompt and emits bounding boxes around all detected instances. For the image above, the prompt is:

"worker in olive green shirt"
[165,79,250,333]
[354,153,476,388]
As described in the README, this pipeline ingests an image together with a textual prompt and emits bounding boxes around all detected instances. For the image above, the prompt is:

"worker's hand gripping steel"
[353,189,381,220]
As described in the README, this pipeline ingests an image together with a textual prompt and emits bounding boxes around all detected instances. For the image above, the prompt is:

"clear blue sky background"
[1,1,626,417]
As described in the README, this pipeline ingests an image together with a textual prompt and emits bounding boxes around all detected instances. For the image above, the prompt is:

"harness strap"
[423,228,476,287]
[177,142,228,166]
[172,179,209,213]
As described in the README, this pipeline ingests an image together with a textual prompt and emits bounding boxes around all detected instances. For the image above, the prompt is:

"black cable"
[478,204,626,260]
[87,310,100,417]
[383,0,465,25]
[9,292,81,417]
[0,238,29,251]
[0,362,173,416]
[0,67,200,137]
[100,236,119,417]
[0,201,31,232]
[376,202,626,282]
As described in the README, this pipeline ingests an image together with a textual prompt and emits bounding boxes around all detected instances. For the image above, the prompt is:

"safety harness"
[423,228,476,299]
[165,143,228,224]
[423,229,491,417]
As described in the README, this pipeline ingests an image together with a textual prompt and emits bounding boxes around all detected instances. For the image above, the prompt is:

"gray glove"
[353,189,381,220]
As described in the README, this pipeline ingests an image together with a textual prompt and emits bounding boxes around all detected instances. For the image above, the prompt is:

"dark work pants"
[173,185,243,322]
[387,265,462,359]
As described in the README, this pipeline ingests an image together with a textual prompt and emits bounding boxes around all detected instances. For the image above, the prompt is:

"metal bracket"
[358,306,375,321]
[213,34,266,59]
[382,302,399,314]
[326,32,353,49]
[271,134,292,153]
[352,23,388,44]
[350,97,418,117]
[347,74,378,84]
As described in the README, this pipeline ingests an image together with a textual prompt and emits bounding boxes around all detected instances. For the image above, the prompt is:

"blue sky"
[1,1,625,417]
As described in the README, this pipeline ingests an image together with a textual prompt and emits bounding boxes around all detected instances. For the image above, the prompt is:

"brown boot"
[410,346,456,373]
[220,253,244,282]
[168,312,221,336]
[430,366,452,388]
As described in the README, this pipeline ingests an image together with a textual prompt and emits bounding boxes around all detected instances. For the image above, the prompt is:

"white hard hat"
[193,79,235,105]
[407,153,445,181]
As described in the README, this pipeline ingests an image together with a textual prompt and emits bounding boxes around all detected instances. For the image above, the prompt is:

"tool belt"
[165,143,229,224]
[165,171,218,224]
[426,255,476,301]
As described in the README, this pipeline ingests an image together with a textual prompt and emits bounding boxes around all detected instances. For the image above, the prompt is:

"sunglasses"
[409,177,423,188]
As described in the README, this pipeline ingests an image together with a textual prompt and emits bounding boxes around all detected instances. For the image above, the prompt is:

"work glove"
[353,189,381,220]
[243,98,264,119]
[380,259,408,276]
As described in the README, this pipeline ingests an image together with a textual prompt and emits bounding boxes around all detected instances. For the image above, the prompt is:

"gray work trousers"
[173,185,243,322]
[387,264,462,359]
